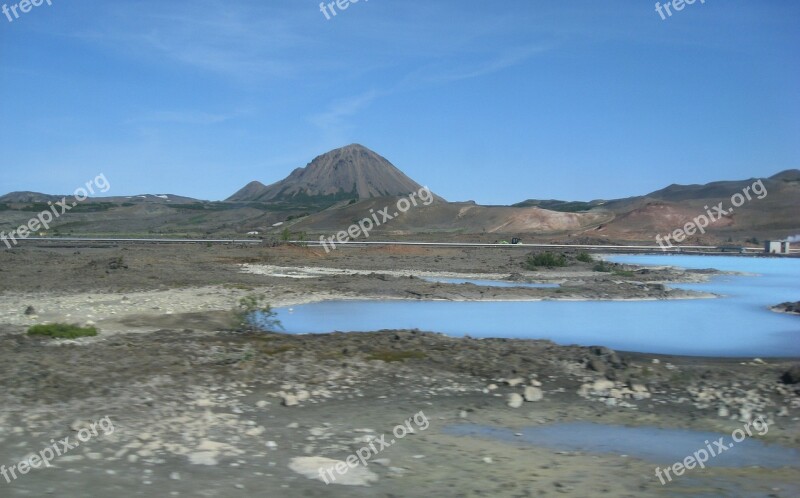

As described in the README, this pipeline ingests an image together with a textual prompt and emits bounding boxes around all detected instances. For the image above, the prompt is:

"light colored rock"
[523,387,543,402]
[296,390,310,402]
[282,394,299,407]
[530,379,542,387]
[718,406,730,418]
[245,426,265,437]
[592,380,615,392]
[506,378,525,387]
[256,400,269,408]
[188,451,218,466]
[289,456,378,486]
[507,393,524,408]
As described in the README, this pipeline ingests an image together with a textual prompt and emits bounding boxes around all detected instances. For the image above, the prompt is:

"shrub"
[233,294,283,332]
[524,252,568,269]
[576,252,594,263]
[593,261,613,272]
[27,323,98,339]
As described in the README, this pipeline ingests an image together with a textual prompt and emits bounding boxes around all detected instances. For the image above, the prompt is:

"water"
[443,422,800,468]
[271,255,800,357]
[422,277,559,288]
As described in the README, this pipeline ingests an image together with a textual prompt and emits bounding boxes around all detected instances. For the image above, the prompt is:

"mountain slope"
[228,144,429,203]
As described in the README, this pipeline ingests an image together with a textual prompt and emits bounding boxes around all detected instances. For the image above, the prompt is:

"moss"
[27,323,98,339]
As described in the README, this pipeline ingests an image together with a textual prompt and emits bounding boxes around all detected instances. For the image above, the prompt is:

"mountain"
[227,144,429,203]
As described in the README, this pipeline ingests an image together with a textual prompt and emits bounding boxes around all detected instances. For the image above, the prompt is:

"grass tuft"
[27,323,98,339]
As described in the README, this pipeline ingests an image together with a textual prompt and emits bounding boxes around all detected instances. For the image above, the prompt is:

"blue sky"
[1,0,798,204]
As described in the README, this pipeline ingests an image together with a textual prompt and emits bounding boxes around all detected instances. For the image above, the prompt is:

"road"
[6,237,796,254]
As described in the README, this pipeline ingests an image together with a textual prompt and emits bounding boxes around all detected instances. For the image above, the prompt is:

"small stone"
[506,378,525,387]
[524,387,543,402]
[507,393,524,408]
[282,394,299,407]
[482,457,493,464]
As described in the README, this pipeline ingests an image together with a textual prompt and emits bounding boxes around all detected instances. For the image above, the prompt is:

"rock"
[530,379,542,387]
[587,358,606,373]
[24,305,35,316]
[296,390,310,402]
[592,379,615,392]
[523,387,543,402]
[487,384,498,391]
[780,365,800,384]
[482,457,493,464]
[717,406,730,418]
[188,451,219,466]
[506,378,525,387]
[289,456,378,486]
[256,400,269,408]
[282,394,299,407]
[507,393,524,408]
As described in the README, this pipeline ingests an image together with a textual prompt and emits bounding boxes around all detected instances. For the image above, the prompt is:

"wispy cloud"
[400,43,554,87]
[309,90,380,135]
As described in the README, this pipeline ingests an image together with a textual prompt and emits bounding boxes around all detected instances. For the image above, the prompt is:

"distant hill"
[228,144,431,204]
[0,191,62,203]
[512,199,606,212]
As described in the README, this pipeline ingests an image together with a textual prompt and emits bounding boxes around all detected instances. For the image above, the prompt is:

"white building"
[764,240,791,254]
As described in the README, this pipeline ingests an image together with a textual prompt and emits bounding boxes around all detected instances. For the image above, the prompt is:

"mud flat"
[0,244,797,497]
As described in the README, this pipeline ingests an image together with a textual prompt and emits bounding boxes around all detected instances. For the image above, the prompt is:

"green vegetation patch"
[27,323,98,339]
[524,252,568,269]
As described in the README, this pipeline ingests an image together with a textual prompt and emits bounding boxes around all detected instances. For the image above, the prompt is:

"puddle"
[442,422,800,468]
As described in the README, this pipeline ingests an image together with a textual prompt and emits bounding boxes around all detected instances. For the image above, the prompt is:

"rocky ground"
[0,244,798,497]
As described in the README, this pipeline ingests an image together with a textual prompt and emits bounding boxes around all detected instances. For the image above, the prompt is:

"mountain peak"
[227,145,428,203]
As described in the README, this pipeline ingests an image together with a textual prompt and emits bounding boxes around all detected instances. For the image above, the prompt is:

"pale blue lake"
[272,255,800,357]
